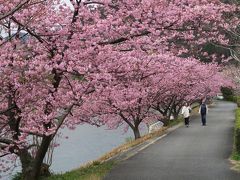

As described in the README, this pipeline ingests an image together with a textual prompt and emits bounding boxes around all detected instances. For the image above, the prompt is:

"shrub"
[221,87,234,99]
[236,97,240,108]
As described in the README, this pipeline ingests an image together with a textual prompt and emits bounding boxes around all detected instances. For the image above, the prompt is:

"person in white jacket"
[181,102,192,127]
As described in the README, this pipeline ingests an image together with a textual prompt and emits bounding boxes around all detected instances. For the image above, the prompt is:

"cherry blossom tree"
[0,0,237,179]
[83,51,171,139]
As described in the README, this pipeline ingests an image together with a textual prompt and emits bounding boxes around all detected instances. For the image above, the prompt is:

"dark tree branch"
[0,153,11,158]
[119,111,135,130]
[10,16,45,43]
[0,138,12,144]
[0,0,30,20]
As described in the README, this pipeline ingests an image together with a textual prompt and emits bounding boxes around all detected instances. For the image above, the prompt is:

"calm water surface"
[50,124,148,173]
[2,124,147,180]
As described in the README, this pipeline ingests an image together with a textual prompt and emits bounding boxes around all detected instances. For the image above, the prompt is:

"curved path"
[105,101,240,180]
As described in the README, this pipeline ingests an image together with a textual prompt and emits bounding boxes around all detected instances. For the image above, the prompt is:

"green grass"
[230,152,240,172]
[232,151,240,161]
[230,108,240,171]
[234,108,240,155]
[235,108,240,129]
[42,161,115,180]
[168,118,183,127]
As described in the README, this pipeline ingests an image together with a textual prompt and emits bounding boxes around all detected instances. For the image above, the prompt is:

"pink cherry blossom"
[0,0,237,179]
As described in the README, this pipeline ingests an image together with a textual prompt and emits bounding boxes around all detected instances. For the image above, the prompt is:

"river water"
[2,124,147,179]
[51,124,148,173]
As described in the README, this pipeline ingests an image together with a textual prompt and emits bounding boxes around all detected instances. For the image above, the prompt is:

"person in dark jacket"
[199,101,208,126]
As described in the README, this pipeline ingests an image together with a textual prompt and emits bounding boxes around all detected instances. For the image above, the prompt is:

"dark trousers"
[201,113,206,125]
[184,117,189,125]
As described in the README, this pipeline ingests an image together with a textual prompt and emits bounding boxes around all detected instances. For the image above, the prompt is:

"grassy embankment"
[231,108,240,171]
[219,93,240,171]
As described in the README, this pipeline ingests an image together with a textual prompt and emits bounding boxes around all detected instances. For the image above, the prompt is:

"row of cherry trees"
[0,0,238,179]
[84,51,233,140]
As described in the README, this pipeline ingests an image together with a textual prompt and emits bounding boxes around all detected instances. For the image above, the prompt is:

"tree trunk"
[19,149,34,180]
[171,105,178,119]
[20,136,52,180]
[176,107,181,118]
[133,127,141,140]
[22,163,50,180]
[31,136,52,179]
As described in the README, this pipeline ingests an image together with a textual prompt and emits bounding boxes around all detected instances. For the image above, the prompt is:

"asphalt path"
[105,101,240,180]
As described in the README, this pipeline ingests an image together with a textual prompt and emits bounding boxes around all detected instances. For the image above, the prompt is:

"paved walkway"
[105,101,240,180]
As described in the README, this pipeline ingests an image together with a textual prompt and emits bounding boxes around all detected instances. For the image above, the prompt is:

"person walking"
[181,102,192,127]
[199,101,208,126]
